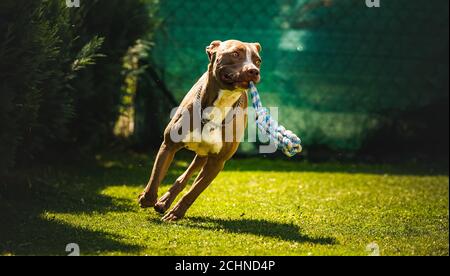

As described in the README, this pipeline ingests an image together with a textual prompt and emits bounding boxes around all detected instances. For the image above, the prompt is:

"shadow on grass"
[93,151,449,180]
[0,199,142,255]
[0,152,191,255]
[224,158,449,176]
[148,216,336,245]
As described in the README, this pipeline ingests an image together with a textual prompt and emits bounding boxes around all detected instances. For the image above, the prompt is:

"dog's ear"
[206,40,221,61]
[252,42,262,53]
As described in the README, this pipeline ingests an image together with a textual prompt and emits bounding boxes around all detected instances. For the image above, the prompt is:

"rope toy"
[249,82,302,157]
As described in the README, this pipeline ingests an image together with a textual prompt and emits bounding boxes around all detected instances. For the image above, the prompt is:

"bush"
[0,0,157,177]
[68,0,157,150]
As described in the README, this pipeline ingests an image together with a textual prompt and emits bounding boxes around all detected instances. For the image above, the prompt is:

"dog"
[138,40,262,221]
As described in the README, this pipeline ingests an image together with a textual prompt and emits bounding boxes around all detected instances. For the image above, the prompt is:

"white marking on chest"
[204,89,243,123]
[183,89,245,155]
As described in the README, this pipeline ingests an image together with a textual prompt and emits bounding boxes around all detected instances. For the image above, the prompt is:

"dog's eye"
[232,52,239,58]
[255,60,261,66]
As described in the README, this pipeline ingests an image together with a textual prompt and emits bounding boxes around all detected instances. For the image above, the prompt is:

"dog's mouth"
[221,73,257,89]
[221,73,235,84]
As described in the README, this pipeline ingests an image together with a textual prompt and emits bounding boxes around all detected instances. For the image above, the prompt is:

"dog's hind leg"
[154,154,207,214]
[138,140,183,208]
[162,157,225,221]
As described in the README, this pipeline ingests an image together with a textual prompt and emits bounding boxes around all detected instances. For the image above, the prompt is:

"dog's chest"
[183,89,244,156]
[205,89,243,123]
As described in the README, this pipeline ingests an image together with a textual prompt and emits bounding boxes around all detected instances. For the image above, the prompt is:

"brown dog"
[138,40,262,221]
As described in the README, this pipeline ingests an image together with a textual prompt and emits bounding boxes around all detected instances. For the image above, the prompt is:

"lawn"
[0,152,448,256]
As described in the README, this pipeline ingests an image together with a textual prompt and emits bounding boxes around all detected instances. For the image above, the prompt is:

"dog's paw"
[138,192,156,208]
[154,202,167,214]
[161,212,181,222]
[154,192,177,214]
[162,206,186,222]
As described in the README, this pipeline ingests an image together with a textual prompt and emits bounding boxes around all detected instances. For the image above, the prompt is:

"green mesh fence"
[149,0,449,154]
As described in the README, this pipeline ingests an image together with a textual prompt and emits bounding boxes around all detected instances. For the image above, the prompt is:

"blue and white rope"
[249,82,302,157]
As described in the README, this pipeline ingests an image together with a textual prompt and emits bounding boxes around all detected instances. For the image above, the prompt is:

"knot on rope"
[249,82,302,157]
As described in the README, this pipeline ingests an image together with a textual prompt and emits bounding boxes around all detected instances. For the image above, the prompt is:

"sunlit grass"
[1,153,448,256]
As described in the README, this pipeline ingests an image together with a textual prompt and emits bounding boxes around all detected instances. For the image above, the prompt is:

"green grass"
[1,153,448,256]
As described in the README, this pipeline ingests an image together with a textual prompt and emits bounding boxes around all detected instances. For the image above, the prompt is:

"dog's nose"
[247,69,259,77]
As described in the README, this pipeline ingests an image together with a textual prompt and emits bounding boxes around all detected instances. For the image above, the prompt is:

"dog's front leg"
[162,157,225,221]
[139,140,182,208]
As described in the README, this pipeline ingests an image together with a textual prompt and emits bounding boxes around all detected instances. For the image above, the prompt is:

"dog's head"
[206,39,262,90]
